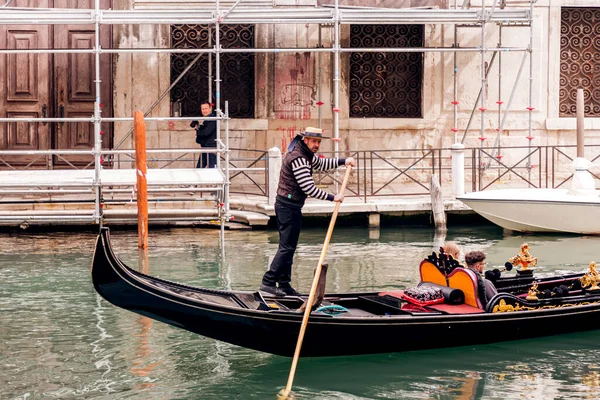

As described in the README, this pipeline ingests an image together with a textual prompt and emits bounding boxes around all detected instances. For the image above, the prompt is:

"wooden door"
[53,0,112,166]
[0,0,51,167]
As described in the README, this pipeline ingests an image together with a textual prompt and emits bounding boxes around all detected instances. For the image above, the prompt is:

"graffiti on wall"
[275,126,298,153]
[274,52,316,120]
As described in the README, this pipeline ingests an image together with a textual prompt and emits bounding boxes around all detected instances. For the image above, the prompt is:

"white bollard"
[451,143,465,197]
[268,147,282,206]
[570,157,595,194]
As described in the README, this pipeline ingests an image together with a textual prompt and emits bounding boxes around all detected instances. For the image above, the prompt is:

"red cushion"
[401,286,445,306]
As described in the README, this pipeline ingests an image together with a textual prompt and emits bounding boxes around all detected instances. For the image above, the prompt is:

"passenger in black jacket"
[190,102,217,168]
[260,127,355,297]
[465,250,498,307]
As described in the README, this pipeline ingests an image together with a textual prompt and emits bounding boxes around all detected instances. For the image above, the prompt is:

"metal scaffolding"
[0,0,535,229]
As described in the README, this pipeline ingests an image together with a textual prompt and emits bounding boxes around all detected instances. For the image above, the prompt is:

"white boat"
[457,158,600,235]
[457,188,600,234]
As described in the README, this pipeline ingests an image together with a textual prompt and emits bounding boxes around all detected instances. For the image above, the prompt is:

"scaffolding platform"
[0,0,538,233]
[0,168,224,189]
[0,168,231,226]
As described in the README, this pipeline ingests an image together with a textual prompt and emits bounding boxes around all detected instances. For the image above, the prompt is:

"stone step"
[0,205,270,227]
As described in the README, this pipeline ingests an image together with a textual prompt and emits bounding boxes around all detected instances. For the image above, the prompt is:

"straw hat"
[299,127,329,139]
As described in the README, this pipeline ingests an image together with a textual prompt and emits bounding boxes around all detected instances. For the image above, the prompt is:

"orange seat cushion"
[447,268,483,309]
[419,260,447,287]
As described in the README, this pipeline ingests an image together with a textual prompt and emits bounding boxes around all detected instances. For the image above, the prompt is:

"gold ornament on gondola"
[525,281,540,301]
[579,261,600,291]
[508,243,538,271]
[492,299,527,313]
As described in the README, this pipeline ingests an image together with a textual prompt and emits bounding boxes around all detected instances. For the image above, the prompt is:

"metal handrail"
[0,144,599,201]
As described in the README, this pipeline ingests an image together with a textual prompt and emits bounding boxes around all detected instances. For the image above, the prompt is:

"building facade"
[1,1,599,178]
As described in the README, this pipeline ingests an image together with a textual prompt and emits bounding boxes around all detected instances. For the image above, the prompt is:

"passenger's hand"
[333,194,344,203]
[345,157,356,167]
[190,120,199,128]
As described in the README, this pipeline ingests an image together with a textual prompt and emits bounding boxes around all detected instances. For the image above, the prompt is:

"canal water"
[2,225,600,399]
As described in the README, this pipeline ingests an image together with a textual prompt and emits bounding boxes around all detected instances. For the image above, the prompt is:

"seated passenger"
[443,241,462,263]
[464,250,498,307]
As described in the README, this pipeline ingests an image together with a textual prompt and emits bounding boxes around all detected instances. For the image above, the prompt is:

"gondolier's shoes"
[279,286,300,296]
[259,284,286,297]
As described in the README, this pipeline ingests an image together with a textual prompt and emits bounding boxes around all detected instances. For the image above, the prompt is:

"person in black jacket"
[465,250,498,307]
[190,102,217,168]
[260,127,355,297]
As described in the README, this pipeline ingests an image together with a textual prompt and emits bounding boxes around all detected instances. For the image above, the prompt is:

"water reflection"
[280,331,600,399]
[129,316,160,390]
[481,233,600,273]
[129,258,160,391]
[1,226,600,399]
[448,374,485,400]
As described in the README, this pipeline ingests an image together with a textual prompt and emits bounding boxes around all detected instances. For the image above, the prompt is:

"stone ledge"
[546,118,600,131]
[230,196,472,217]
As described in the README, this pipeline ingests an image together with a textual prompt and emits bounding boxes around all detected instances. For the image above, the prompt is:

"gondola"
[91,227,600,357]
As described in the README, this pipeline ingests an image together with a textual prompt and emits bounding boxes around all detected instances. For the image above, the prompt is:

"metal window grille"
[170,24,255,118]
[349,24,424,118]
[559,8,600,117]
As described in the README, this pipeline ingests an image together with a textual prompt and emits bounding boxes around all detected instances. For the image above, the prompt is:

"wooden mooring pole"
[576,88,585,158]
[431,174,447,233]
[134,111,149,272]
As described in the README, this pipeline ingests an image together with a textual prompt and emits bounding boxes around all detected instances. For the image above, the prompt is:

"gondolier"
[260,127,355,297]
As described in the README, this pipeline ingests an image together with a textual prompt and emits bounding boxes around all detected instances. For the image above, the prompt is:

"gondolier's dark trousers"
[262,198,303,288]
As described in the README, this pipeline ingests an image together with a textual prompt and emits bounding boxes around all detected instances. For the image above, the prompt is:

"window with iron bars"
[349,24,424,118]
[559,8,600,117]
[170,24,255,118]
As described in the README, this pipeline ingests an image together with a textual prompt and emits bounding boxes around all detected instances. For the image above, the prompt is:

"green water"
[2,226,600,399]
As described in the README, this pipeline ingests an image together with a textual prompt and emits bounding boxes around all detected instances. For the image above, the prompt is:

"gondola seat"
[419,259,483,309]
[419,260,447,286]
[447,268,484,309]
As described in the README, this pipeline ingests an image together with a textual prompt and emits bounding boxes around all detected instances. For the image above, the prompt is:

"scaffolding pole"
[497,22,503,178]
[0,45,530,55]
[93,0,102,225]
[484,0,535,172]
[527,0,535,184]
[455,0,535,175]
[479,0,487,159]
[0,8,531,25]
[0,1,537,227]
[333,0,340,155]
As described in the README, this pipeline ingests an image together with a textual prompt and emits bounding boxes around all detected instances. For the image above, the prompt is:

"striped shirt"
[291,156,340,201]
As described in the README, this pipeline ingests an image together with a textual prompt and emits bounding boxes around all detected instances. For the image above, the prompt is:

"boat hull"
[457,188,600,234]
[91,228,600,357]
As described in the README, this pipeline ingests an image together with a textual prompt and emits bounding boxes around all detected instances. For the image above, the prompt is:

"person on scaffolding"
[260,127,355,297]
[190,102,217,168]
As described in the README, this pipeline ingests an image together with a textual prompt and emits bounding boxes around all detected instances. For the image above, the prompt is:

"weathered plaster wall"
[113,0,179,167]
[112,0,600,178]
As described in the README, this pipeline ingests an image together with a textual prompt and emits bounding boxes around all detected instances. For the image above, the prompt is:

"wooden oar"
[278,165,352,400]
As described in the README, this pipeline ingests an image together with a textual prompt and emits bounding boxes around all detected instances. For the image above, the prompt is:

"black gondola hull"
[91,228,600,357]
